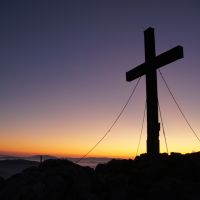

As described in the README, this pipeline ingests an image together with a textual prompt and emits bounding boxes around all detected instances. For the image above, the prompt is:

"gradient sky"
[0,0,200,158]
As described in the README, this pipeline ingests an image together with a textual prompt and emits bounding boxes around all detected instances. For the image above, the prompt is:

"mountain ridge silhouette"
[0,152,200,200]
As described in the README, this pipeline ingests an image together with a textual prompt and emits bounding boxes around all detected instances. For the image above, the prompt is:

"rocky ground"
[0,152,200,200]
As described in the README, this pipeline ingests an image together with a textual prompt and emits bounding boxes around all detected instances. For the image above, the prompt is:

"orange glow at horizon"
[0,78,199,159]
[0,120,199,159]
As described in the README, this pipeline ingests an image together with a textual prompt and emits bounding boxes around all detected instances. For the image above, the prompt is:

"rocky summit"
[0,152,200,200]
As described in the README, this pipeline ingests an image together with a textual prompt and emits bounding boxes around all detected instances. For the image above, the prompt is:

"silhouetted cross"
[126,27,184,156]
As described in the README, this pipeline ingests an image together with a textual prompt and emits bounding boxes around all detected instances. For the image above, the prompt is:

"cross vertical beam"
[144,28,160,156]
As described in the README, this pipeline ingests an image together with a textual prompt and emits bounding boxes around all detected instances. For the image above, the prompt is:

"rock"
[0,159,96,200]
[0,176,4,191]
[0,153,200,200]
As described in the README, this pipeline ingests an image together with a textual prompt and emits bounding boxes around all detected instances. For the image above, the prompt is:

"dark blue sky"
[0,0,200,156]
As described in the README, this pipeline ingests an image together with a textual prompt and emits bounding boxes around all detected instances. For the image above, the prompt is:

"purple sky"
[0,0,200,157]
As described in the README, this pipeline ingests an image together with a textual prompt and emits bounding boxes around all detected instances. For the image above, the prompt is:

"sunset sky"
[0,0,200,158]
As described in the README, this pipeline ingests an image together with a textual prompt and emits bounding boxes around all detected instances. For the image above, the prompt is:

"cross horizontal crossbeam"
[126,45,183,82]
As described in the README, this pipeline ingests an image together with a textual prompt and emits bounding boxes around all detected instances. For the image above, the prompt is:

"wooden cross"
[126,27,184,156]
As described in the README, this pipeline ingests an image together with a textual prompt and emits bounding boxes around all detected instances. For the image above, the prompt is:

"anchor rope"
[158,101,169,154]
[159,70,200,144]
[135,101,146,157]
[76,77,141,163]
